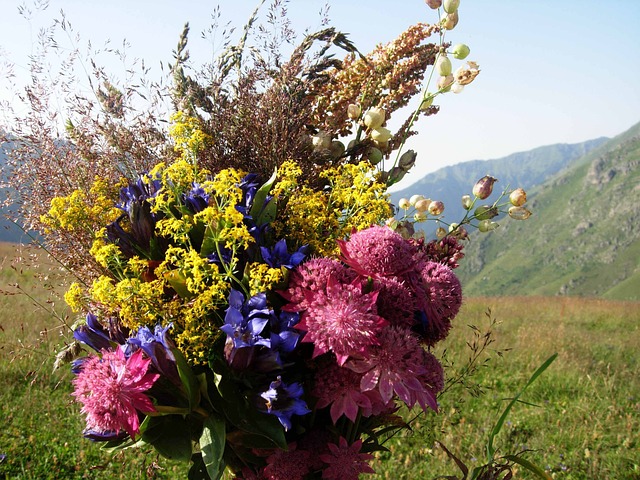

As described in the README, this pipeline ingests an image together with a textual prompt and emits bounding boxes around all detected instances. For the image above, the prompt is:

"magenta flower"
[347,326,440,412]
[372,276,418,327]
[296,276,387,365]
[72,348,159,439]
[262,443,312,480]
[281,257,357,310]
[320,437,375,480]
[413,260,463,346]
[312,358,382,424]
[337,225,417,278]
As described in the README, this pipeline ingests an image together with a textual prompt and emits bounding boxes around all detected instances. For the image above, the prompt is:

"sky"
[1,0,639,191]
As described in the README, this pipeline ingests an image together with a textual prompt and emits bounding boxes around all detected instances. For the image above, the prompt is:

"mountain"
[455,121,640,301]
[0,141,30,244]
[390,137,608,226]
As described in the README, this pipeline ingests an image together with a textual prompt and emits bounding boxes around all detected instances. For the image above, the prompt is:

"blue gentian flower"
[125,324,180,385]
[182,183,210,213]
[259,376,310,431]
[260,239,310,269]
[73,313,129,352]
[221,290,272,349]
[117,177,161,214]
[83,429,129,442]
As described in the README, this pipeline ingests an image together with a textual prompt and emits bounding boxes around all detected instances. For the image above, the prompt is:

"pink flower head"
[296,276,387,365]
[313,358,383,424]
[281,257,357,310]
[262,443,312,480]
[414,261,462,346]
[347,326,440,412]
[72,348,159,439]
[338,225,417,278]
[320,437,375,480]
[372,276,418,327]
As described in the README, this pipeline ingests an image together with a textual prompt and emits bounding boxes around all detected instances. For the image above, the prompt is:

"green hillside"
[456,122,640,300]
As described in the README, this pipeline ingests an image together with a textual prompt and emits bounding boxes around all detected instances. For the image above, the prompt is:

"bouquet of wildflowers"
[3,1,531,478]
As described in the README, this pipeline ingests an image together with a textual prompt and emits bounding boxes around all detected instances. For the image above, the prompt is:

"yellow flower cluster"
[169,111,212,162]
[41,177,121,234]
[273,161,392,256]
[247,262,284,297]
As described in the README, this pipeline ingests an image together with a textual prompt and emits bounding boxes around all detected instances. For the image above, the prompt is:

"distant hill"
[456,121,640,301]
[0,141,31,244]
[390,137,608,225]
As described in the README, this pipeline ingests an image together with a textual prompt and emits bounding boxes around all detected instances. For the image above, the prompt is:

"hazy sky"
[1,0,639,190]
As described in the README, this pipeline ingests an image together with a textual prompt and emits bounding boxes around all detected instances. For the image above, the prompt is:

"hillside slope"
[456,122,640,300]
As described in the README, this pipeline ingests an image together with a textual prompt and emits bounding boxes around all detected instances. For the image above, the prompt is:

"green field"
[1,242,639,479]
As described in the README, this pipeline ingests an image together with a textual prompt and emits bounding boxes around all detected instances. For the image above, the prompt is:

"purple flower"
[221,290,272,349]
[73,313,129,352]
[260,239,310,269]
[125,324,180,386]
[117,177,161,215]
[181,183,210,213]
[83,429,129,442]
[259,376,310,431]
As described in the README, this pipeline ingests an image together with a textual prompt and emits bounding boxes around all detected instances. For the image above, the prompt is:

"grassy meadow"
[1,242,639,479]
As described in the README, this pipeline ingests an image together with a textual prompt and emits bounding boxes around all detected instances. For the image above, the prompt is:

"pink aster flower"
[347,326,439,412]
[262,443,312,480]
[414,260,463,346]
[313,358,383,423]
[281,257,356,310]
[320,437,375,480]
[337,225,417,278]
[372,276,418,327]
[72,348,159,438]
[296,276,387,365]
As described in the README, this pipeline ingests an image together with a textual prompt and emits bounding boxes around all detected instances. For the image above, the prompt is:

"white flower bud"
[451,83,465,94]
[363,107,386,129]
[428,200,445,216]
[398,198,411,210]
[414,198,432,212]
[410,194,424,206]
[370,127,392,144]
[438,75,454,92]
[436,55,452,76]
[347,104,362,120]
[442,11,459,30]
[451,43,470,60]
[443,0,460,14]
[461,194,473,210]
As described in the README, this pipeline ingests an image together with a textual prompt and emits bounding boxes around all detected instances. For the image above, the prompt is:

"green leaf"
[249,168,277,221]
[502,455,553,480]
[164,269,195,299]
[188,453,210,480]
[173,346,201,411]
[142,415,194,461]
[486,353,557,461]
[211,368,286,449]
[200,414,227,480]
